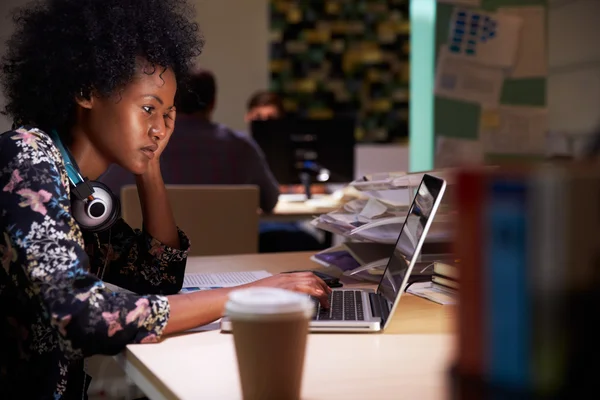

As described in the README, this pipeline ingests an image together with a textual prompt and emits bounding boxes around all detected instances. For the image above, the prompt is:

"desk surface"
[121,252,455,400]
[267,198,341,220]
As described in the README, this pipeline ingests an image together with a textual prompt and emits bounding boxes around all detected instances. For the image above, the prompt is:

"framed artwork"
[270,0,410,143]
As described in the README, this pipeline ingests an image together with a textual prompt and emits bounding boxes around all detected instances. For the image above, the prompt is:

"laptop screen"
[377,174,446,304]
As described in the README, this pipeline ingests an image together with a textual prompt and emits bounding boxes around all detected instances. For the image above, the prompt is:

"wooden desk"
[263,199,340,222]
[119,252,455,400]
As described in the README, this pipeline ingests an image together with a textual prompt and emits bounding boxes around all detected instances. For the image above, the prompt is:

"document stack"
[311,169,456,282]
[451,162,600,399]
[406,260,460,305]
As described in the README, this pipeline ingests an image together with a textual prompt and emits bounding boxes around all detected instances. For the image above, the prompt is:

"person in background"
[246,90,327,253]
[101,70,280,213]
[245,90,327,196]
[0,1,329,398]
[245,90,286,122]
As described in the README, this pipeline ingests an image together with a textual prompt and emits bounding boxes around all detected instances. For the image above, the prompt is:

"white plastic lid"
[225,287,314,320]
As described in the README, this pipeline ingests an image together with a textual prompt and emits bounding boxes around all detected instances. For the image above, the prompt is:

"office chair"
[121,185,260,256]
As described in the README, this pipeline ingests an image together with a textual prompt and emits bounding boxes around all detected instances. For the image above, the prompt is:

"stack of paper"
[181,270,272,292]
[180,271,273,332]
[407,282,457,306]
[350,170,456,206]
[311,192,454,245]
[315,170,453,243]
[310,196,411,244]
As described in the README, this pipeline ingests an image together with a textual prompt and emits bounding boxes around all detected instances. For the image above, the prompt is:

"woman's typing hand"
[248,272,332,308]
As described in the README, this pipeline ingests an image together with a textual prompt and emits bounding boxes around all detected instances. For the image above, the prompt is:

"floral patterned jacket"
[0,127,190,399]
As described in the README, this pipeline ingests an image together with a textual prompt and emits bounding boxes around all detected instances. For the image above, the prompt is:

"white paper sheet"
[498,6,547,78]
[407,282,457,306]
[359,198,388,219]
[480,106,548,155]
[182,270,272,290]
[435,48,504,106]
[349,221,404,244]
[438,0,481,5]
[447,8,522,68]
[186,319,222,332]
[435,136,484,169]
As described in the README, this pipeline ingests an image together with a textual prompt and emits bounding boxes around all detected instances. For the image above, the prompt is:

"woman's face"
[77,63,177,175]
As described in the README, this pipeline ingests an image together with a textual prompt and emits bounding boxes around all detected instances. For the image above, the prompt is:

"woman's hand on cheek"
[165,107,176,136]
[138,107,176,177]
[154,107,176,161]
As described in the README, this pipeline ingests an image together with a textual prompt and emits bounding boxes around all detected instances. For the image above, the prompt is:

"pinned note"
[447,8,522,69]
[435,48,504,106]
[480,106,548,155]
[481,109,501,129]
[498,6,547,78]
[435,137,484,169]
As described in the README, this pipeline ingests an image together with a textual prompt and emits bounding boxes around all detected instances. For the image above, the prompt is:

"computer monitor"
[250,117,355,196]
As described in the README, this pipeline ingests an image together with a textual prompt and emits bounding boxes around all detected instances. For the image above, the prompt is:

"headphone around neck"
[48,129,120,233]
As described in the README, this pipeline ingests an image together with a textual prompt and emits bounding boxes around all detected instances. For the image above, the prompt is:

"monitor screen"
[250,117,355,185]
[377,174,446,303]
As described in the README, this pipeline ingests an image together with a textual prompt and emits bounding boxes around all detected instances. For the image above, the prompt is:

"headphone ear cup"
[71,181,121,233]
[92,181,121,231]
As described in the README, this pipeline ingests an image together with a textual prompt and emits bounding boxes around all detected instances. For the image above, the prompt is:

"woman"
[0,1,329,398]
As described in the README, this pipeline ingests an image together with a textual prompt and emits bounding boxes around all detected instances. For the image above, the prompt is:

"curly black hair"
[1,0,204,139]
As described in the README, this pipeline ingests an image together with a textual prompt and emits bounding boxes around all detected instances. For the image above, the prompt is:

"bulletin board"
[434,0,548,167]
[269,0,411,143]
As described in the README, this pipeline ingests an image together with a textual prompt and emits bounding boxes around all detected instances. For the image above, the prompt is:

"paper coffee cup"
[226,287,314,319]
[226,288,314,400]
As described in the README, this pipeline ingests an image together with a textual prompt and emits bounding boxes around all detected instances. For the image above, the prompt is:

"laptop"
[220,173,447,333]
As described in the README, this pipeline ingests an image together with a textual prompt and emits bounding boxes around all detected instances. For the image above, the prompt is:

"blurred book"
[453,163,600,397]
[432,275,458,292]
[433,261,459,280]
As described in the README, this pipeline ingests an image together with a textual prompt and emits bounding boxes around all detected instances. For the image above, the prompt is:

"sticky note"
[481,109,501,129]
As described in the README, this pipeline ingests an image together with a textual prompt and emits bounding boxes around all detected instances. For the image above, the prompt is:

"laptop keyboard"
[311,290,365,321]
